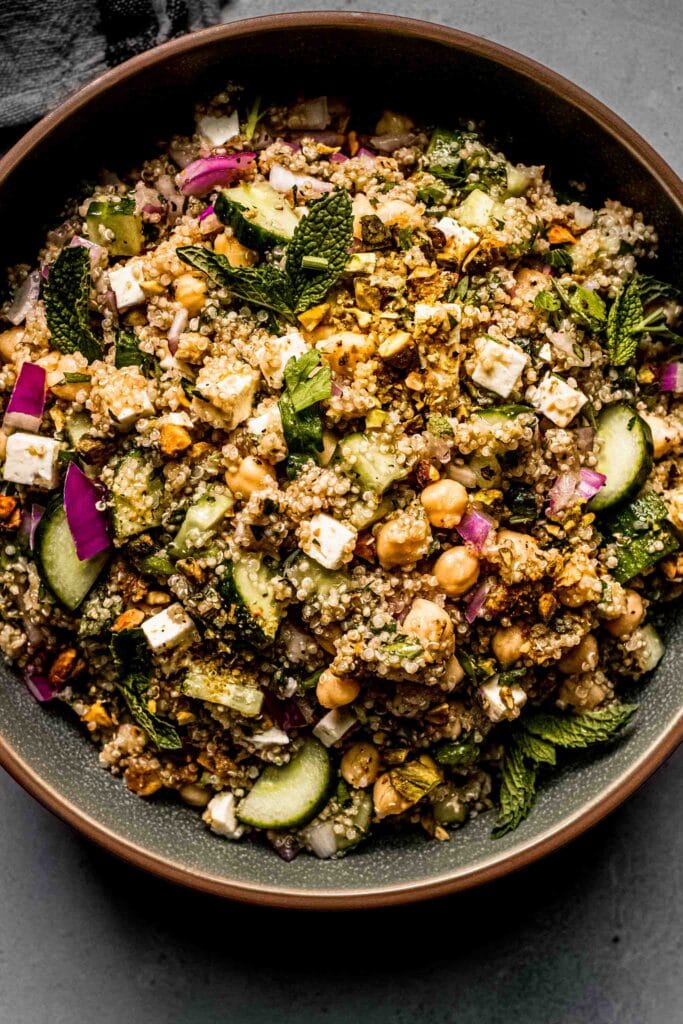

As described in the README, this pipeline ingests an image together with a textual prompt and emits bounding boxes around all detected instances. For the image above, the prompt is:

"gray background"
[1,2,681,1022]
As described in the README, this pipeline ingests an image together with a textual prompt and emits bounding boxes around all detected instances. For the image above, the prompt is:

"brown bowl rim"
[0,11,681,910]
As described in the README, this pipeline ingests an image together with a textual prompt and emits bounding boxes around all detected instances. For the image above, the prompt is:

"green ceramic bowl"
[0,13,681,908]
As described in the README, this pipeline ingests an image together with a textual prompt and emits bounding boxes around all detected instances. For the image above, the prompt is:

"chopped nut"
[354,532,376,562]
[538,592,558,620]
[159,422,192,456]
[405,370,424,391]
[112,608,146,633]
[414,461,440,488]
[298,303,329,332]
[377,330,413,367]
[548,224,577,245]
[146,590,171,606]
[0,495,21,530]
[176,558,206,584]
[125,765,163,797]
[48,648,80,687]
[81,702,114,728]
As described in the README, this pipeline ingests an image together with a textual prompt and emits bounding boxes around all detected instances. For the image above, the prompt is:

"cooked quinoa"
[1,90,681,857]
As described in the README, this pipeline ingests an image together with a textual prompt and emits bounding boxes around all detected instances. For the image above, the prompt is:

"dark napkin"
[0,0,223,133]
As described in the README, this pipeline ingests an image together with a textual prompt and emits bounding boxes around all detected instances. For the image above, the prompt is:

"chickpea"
[0,327,23,363]
[442,655,465,690]
[642,412,678,460]
[605,589,645,637]
[420,479,468,529]
[433,546,480,597]
[375,509,431,569]
[403,598,454,657]
[373,773,412,819]
[174,273,207,315]
[495,529,546,584]
[225,455,276,499]
[558,634,599,675]
[316,669,360,709]
[341,742,381,788]
[492,624,526,668]
[179,783,211,808]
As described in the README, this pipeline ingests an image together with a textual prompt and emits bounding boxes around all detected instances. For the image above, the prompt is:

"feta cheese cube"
[3,432,60,489]
[141,603,195,652]
[197,111,240,148]
[435,217,480,262]
[247,404,282,437]
[258,331,308,389]
[532,374,587,427]
[313,708,356,747]
[414,301,461,326]
[109,261,145,311]
[471,336,528,398]
[480,677,527,723]
[300,514,357,570]
[109,382,155,431]
[250,727,290,747]
[195,360,258,431]
[538,342,552,362]
[203,791,244,840]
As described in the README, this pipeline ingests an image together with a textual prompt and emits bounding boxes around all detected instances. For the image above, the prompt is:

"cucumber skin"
[214,190,293,251]
[589,405,654,513]
[218,558,281,649]
[237,739,332,830]
[34,494,109,611]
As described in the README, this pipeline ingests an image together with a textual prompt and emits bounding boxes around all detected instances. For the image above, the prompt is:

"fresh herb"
[278,351,329,477]
[455,275,470,300]
[301,255,330,271]
[243,95,262,141]
[359,215,391,250]
[607,493,669,537]
[534,289,561,313]
[176,246,297,321]
[434,737,479,769]
[282,349,331,413]
[546,247,573,272]
[301,667,323,690]
[492,738,538,837]
[514,731,556,766]
[426,129,507,193]
[180,377,200,401]
[396,227,414,250]
[58,372,91,385]
[389,759,442,804]
[114,328,156,375]
[427,413,454,437]
[416,182,449,206]
[110,628,181,750]
[553,279,607,331]
[604,493,679,583]
[606,274,683,366]
[383,636,423,660]
[44,246,102,362]
[505,484,538,525]
[524,703,638,748]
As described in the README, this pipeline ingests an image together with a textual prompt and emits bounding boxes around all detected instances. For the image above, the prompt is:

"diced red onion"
[178,153,256,196]
[306,821,338,859]
[6,270,41,325]
[40,264,50,280]
[133,181,164,216]
[331,380,344,398]
[24,668,56,703]
[198,203,215,221]
[547,470,580,514]
[19,503,43,551]
[660,362,683,393]
[267,830,301,862]
[369,133,415,153]
[286,97,330,130]
[3,362,46,433]
[282,141,302,153]
[64,462,111,562]
[465,580,490,624]
[69,234,105,265]
[103,289,117,314]
[357,147,376,161]
[575,468,606,500]
[157,174,185,218]
[329,152,348,163]
[269,164,333,194]
[167,308,188,354]
[456,509,493,551]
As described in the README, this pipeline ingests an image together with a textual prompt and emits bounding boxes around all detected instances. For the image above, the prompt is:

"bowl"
[0,12,681,909]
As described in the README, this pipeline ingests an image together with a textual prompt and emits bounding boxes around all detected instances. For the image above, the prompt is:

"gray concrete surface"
[1,2,681,1022]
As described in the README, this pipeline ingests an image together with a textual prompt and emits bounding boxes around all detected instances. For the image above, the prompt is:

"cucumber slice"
[169,492,232,558]
[633,624,665,673]
[473,404,535,424]
[336,433,408,495]
[86,198,143,257]
[348,494,394,531]
[304,791,373,858]
[183,663,264,716]
[219,552,284,647]
[65,411,92,448]
[284,552,350,602]
[237,738,331,829]
[34,496,109,611]
[112,451,163,540]
[589,404,653,512]
[215,182,299,250]
[456,189,495,228]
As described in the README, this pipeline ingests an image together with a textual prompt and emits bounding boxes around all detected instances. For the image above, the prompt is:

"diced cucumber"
[348,495,394,531]
[34,495,109,611]
[345,252,377,274]
[237,738,331,829]
[456,189,495,228]
[65,411,92,448]
[219,552,284,647]
[85,198,143,257]
[112,451,163,540]
[425,128,464,180]
[215,182,299,250]
[284,552,350,602]
[473,404,534,424]
[632,624,665,673]
[304,790,373,858]
[612,527,678,583]
[140,553,175,577]
[336,433,408,495]
[505,164,534,197]
[589,404,654,512]
[169,492,232,558]
[183,663,264,716]
[468,453,502,490]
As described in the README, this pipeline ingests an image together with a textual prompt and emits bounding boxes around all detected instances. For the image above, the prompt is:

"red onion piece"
[329,151,348,163]
[306,821,338,859]
[282,141,302,153]
[456,509,493,551]
[357,147,376,161]
[198,203,215,221]
[167,308,189,354]
[3,362,46,433]
[69,234,105,265]
[19,503,44,551]
[6,270,41,325]
[178,153,256,196]
[575,468,606,500]
[547,470,580,514]
[133,181,164,216]
[64,462,111,562]
[24,668,56,703]
[466,580,490,624]
[660,362,683,393]
[369,133,415,153]
[269,164,333,195]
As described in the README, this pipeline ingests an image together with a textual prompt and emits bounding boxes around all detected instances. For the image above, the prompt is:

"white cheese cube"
[471,336,528,398]
[162,410,193,428]
[480,677,527,723]
[258,331,308,389]
[109,261,145,312]
[414,301,461,326]
[435,217,480,262]
[109,383,155,431]
[197,112,240,148]
[247,404,282,437]
[300,514,357,571]
[202,792,244,839]
[538,342,552,362]
[250,727,290,747]
[313,708,356,747]
[195,361,258,431]
[141,603,195,652]
[532,374,587,427]
[3,432,61,489]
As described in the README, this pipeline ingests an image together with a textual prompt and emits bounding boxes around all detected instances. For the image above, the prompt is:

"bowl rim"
[0,10,681,910]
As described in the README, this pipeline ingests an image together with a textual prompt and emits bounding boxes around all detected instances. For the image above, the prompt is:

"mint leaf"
[607,493,669,538]
[176,245,296,321]
[637,275,681,306]
[606,277,643,365]
[278,350,329,476]
[283,349,331,412]
[492,738,537,838]
[524,703,638,748]
[44,246,102,362]
[534,289,561,313]
[515,731,557,766]
[286,189,353,313]
[547,247,573,272]
[553,279,606,330]
[110,629,181,750]
[115,328,156,375]
[605,493,679,582]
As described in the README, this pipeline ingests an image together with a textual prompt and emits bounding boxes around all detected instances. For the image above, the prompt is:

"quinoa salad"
[0,89,681,860]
